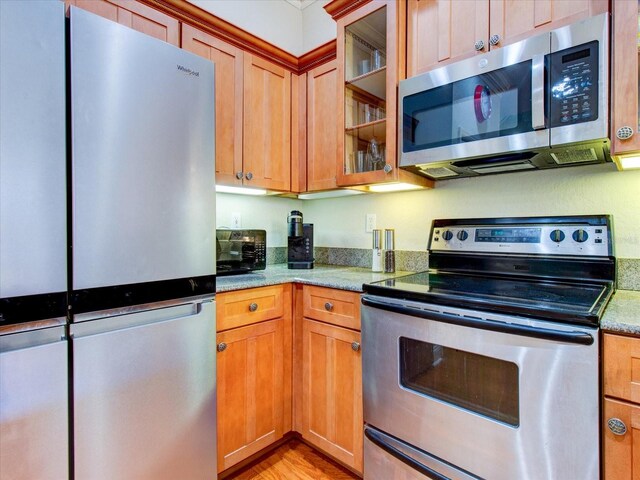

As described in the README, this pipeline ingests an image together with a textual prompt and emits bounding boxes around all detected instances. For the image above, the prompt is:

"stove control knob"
[572,229,589,243]
[550,229,565,243]
[442,230,454,241]
[457,230,469,241]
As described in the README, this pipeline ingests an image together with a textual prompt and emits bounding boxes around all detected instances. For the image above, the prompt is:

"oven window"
[399,337,519,426]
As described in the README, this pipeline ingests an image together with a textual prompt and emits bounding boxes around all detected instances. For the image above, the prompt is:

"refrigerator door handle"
[70,299,214,338]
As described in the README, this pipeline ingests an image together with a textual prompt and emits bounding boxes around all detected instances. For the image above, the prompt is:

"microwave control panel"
[547,40,599,127]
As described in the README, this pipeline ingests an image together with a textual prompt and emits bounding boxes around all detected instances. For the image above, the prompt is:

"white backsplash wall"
[302,163,640,258]
[216,193,301,247]
[216,164,640,257]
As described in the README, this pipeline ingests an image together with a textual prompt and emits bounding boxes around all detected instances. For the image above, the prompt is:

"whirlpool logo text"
[177,65,199,77]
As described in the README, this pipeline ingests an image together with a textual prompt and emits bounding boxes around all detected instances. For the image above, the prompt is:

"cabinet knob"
[616,126,634,140]
[607,418,627,436]
[235,171,244,180]
[245,172,254,180]
[249,302,258,312]
[351,341,360,351]
[489,34,501,46]
[324,302,334,311]
[474,40,485,51]
[217,342,227,352]
[383,163,393,174]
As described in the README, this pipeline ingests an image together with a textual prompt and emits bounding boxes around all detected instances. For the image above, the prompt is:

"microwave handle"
[531,54,546,130]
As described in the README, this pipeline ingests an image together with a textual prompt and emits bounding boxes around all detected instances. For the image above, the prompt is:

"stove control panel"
[431,221,611,256]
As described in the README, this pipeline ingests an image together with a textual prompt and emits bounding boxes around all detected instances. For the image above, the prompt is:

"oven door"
[361,295,599,480]
[399,31,549,168]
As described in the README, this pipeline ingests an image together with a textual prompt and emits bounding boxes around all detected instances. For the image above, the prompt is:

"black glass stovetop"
[363,271,614,326]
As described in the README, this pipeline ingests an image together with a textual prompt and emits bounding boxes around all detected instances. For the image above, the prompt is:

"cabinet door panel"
[182,25,244,186]
[302,318,362,473]
[307,61,338,192]
[217,319,284,473]
[68,0,179,45]
[603,398,640,480]
[611,0,640,155]
[604,333,640,404]
[244,55,291,191]
[407,0,489,76]
[489,0,607,48]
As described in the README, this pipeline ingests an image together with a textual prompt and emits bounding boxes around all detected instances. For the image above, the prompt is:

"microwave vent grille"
[550,148,598,165]
[419,166,460,179]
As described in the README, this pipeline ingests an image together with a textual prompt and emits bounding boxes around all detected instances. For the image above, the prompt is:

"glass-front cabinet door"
[611,0,640,166]
[334,0,432,188]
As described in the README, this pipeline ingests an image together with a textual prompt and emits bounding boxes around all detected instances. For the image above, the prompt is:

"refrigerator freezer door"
[0,327,69,480]
[0,1,67,301]
[71,299,216,479]
[70,7,215,291]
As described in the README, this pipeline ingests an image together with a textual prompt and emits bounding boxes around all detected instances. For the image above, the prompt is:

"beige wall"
[218,164,640,257]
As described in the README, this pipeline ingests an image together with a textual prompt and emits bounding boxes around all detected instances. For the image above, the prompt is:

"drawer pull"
[351,342,360,352]
[217,342,227,352]
[249,302,258,312]
[324,302,334,311]
[607,418,627,436]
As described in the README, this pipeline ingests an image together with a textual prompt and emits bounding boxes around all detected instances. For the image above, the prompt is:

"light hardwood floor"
[228,439,361,480]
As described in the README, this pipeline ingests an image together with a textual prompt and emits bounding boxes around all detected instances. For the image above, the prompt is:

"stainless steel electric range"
[361,215,615,480]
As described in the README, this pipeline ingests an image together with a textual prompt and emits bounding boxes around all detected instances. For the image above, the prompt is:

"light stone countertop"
[600,290,640,336]
[219,265,640,337]
[216,263,413,293]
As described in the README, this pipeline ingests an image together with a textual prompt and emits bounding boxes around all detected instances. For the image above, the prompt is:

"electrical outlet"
[231,212,241,229]
[366,213,376,233]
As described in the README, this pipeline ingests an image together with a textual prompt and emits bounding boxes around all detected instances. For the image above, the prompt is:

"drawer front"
[303,285,361,330]
[604,333,640,403]
[217,285,284,331]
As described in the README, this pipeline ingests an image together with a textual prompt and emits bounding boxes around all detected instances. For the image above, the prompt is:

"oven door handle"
[361,297,594,345]
[365,428,451,480]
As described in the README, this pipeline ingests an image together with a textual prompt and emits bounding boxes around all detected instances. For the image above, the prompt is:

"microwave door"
[399,32,550,168]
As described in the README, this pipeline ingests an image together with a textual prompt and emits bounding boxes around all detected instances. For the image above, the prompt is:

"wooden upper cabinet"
[307,60,339,192]
[611,0,640,158]
[407,0,608,77]
[67,0,179,46]
[243,54,292,191]
[407,0,489,76]
[335,0,432,189]
[489,0,608,48]
[181,25,244,186]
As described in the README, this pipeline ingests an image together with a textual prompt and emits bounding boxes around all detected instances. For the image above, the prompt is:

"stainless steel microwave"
[398,13,609,180]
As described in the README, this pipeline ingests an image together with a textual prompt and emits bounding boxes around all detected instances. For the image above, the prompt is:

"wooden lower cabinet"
[301,318,363,474]
[216,318,286,473]
[603,398,640,480]
[603,333,640,479]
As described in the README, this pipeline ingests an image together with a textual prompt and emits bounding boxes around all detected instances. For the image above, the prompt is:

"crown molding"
[298,40,337,73]
[141,0,336,73]
[141,0,299,70]
[323,0,372,20]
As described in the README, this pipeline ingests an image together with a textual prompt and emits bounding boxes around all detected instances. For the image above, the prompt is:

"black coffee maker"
[287,210,314,269]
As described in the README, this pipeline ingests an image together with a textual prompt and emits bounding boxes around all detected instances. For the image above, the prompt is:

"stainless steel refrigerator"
[1,2,69,479]
[1,3,217,479]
